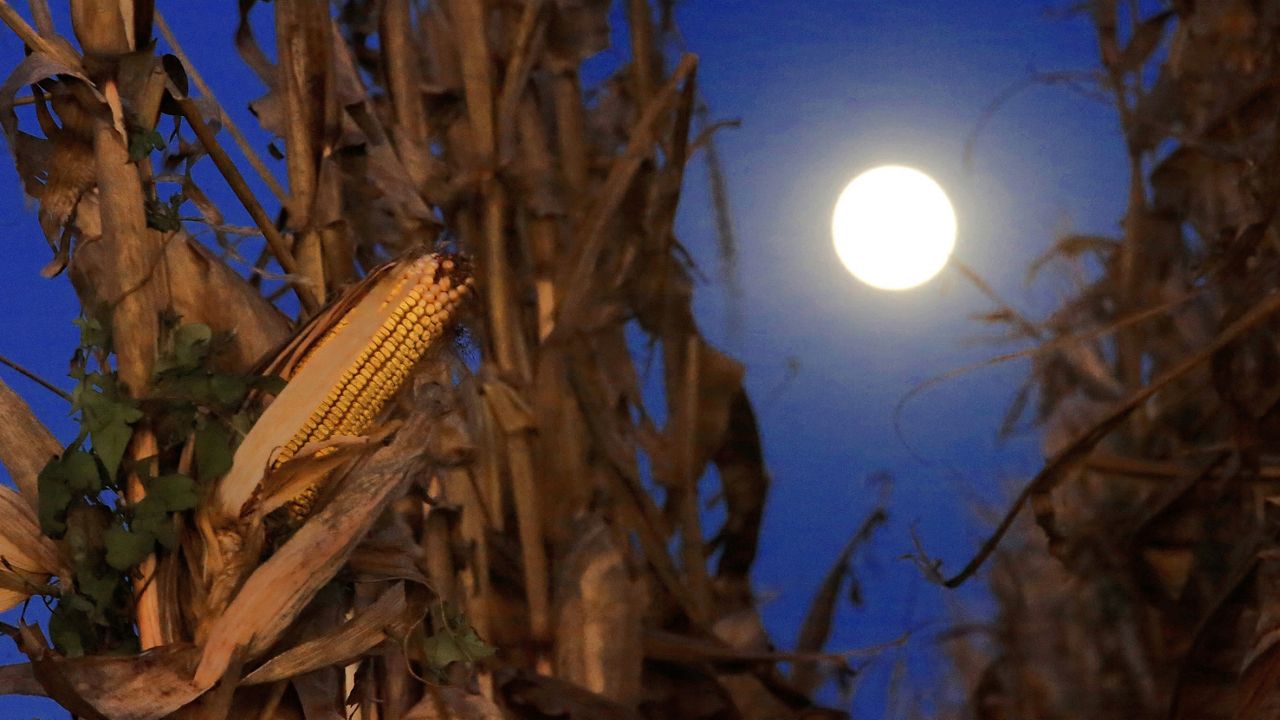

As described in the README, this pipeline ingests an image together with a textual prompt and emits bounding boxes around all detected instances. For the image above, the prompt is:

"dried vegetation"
[947,2,1280,718]
[0,1,855,718]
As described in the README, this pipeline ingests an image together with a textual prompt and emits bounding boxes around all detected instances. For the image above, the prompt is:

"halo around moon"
[831,165,957,291]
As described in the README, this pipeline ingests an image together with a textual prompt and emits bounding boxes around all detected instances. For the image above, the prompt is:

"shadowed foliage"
[946,2,1280,718]
[0,1,860,718]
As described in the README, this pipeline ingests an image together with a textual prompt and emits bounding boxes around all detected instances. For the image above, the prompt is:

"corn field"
[946,2,1280,718]
[0,1,852,718]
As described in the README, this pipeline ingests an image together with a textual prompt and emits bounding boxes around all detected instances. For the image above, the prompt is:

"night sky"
[0,3,1128,717]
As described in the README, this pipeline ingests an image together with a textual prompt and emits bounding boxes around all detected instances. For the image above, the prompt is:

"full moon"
[831,165,957,290]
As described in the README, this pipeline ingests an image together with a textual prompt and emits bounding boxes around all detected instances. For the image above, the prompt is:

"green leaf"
[62,453,100,494]
[149,474,198,512]
[72,315,110,351]
[127,126,165,162]
[456,626,496,660]
[131,508,177,549]
[104,523,154,571]
[255,375,288,396]
[422,606,496,671]
[75,382,143,482]
[144,194,182,232]
[49,607,87,658]
[37,451,101,535]
[195,421,233,481]
[36,476,70,532]
[65,593,95,614]
[76,569,121,612]
[61,451,101,495]
[230,411,254,436]
[174,324,212,363]
[91,420,136,483]
[422,632,468,669]
[210,374,250,407]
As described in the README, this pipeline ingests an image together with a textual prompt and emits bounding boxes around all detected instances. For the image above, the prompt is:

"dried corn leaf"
[0,662,42,697]
[242,583,410,685]
[252,423,399,518]
[553,516,643,705]
[0,378,61,509]
[28,644,203,720]
[404,686,504,720]
[499,668,642,720]
[0,483,60,611]
[790,507,886,696]
[194,410,432,688]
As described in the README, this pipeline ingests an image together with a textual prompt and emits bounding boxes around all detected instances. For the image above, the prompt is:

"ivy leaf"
[127,125,165,162]
[47,449,100,493]
[145,195,182,232]
[64,593,95,615]
[131,507,177,550]
[36,462,72,536]
[49,607,88,657]
[37,451,101,534]
[422,606,496,672]
[75,384,143,482]
[75,567,121,619]
[174,323,212,365]
[104,523,153,571]
[255,375,288,396]
[422,625,496,670]
[230,411,254,436]
[127,474,195,550]
[91,420,137,483]
[149,473,198,512]
[72,315,110,351]
[195,421,233,481]
[210,374,250,406]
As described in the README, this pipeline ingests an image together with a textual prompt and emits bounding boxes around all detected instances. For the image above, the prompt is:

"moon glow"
[831,165,957,291]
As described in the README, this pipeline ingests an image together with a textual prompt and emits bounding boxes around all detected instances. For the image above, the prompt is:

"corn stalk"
[0,1,848,718]
[944,2,1280,718]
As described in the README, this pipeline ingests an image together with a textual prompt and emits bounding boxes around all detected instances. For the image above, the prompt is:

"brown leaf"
[791,508,886,695]
[553,516,644,705]
[194,411,432,688]
[29,644,204,720]
[0,377,61,509]
[243,583,410,685]
[404,686,504,720]
[0,661,44,697]
[1117,10,1174,74]
[500,668,642,720]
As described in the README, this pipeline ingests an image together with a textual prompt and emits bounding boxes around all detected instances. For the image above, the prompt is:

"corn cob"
[272,255,473,520]
[214,253,473,523]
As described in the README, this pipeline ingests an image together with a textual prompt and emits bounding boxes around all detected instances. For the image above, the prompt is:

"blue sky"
[0,2,1129,717]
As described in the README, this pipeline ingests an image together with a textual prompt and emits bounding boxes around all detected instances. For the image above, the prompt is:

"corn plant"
[0,1,855,718]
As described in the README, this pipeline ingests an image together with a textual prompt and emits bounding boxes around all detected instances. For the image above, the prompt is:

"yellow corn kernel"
[268,253,474,523]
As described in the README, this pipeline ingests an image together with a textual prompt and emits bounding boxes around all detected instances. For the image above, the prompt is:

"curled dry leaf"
[242,582,411,685]
[194,410,432,688]
[0,484,61,611]
[0,378,62,509]
[403,685,504,720]
[499,668,642,720]
[30,644,203,720]
[553,515,644,705]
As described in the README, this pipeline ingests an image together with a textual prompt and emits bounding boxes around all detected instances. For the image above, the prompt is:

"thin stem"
[0,353,70,403]
[172,91,320,313]
[0,1,57,59]
[154,11,288,204]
